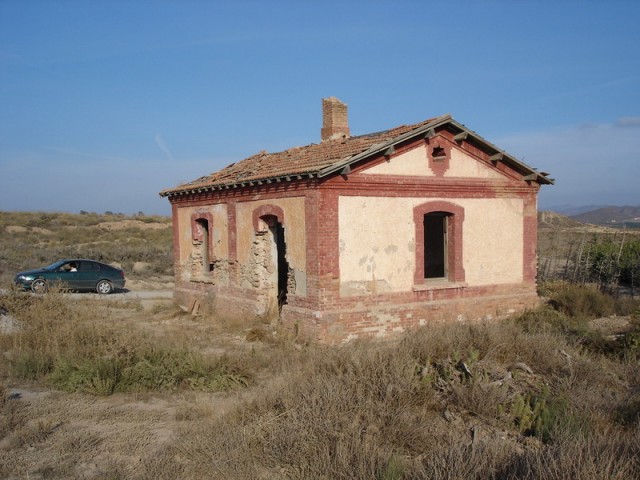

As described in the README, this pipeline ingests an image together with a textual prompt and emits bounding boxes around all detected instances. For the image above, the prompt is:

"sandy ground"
[0,281,262,479]
[2,384,247,479]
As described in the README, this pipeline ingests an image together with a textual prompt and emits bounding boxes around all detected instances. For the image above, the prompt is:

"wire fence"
[538,228,640,297]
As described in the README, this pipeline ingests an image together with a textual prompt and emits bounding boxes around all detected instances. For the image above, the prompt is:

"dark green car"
[14,259,126,294]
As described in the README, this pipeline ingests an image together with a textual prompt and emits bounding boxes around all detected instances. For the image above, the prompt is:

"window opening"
[424,212,448,279]
[431,146,446,159]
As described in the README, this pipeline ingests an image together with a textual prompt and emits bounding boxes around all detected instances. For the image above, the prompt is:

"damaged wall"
[235,197,307,297]
[175,204,229,282]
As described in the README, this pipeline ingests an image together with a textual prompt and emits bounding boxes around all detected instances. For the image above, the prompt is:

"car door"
[76,261,101,290]
[54,262,81,290]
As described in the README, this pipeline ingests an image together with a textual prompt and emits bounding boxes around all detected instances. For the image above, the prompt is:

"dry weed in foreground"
[0,287,251,394]
[163,294,640,479]
[1,284,639,479]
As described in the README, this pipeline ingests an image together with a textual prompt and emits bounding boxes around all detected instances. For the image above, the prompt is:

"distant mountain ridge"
[537,211,584,228]
[570,205,640,226]
[544,204,607,216]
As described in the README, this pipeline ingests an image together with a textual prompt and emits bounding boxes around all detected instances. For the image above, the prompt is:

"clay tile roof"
[160,114,553,197]
[161,117,439,195]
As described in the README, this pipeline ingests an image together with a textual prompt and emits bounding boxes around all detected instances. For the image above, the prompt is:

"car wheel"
[31,278,47,294]
[96,280,113,295]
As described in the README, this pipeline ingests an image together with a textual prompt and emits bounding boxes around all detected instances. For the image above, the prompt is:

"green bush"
[588,238,640,287]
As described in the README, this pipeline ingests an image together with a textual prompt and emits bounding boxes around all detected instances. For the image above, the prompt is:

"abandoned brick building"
[160,97,553,342]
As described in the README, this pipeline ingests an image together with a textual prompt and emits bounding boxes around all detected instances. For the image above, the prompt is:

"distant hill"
[538,211,584,228]
[544,204,607,216]
[570,206,640,226]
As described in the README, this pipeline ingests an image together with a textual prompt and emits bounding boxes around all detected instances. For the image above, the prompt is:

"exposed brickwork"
[522,192,539,282]
[321,97,350,141]
[273,282,539,344]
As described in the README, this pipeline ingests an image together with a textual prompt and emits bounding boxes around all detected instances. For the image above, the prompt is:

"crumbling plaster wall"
[338,196,524,295]
[236,196,307,296]
[176,204,228,280]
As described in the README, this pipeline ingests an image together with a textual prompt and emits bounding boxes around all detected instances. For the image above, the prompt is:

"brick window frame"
[190,212,214,273]
[252,204,285,232]
[413,201,465,285]
[427,137,451,176]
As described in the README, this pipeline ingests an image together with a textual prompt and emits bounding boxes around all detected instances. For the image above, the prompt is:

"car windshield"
[43,260,67,270]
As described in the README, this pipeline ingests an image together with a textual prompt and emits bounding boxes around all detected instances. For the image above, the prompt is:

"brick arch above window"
[413,200,465,284]
[190,212,215,269]
[190,212,213,243]
[252,204,285,232]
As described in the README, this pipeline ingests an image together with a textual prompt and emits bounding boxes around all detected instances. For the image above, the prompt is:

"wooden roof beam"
[422,128,436,139]
[454,132,468,143]
[489,153,504,164]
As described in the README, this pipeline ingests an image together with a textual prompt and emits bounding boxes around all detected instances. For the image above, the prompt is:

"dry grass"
[1,292,639,477]
[148,299,639,479]
[0,287,251,395]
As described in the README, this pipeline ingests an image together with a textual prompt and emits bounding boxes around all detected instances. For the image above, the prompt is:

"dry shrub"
[0,383,27,444]
[407,436,519,479]
[500,427,640,479]
[164,303,640,479]
[0,211,173,284]
[402,319,568,377]
[549,284,615,319]
[175,340,442,479]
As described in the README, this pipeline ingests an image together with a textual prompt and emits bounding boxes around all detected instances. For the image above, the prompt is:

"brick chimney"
[321,97,350,141]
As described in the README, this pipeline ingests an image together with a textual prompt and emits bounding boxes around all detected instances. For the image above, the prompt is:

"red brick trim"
[427,136,451,176]
[227,201,238,283]
[413,200,465,284]
[227,202,237,262]
[522,193,538,283]
[252,204,285,232]
[171,203,181,273]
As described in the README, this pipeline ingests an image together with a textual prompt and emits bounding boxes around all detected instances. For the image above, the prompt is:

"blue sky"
[1,0,638,215]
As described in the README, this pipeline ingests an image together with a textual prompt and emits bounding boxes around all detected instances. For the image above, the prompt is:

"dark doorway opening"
[424,212,448,279]
[195,218,211,273]
[270,221,289,309]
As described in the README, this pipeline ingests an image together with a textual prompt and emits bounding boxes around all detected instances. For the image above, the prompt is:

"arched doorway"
[194,218,210,274]
[256,213,289,321]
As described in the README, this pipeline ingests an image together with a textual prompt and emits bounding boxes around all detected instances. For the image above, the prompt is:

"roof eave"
[159,171,320,198]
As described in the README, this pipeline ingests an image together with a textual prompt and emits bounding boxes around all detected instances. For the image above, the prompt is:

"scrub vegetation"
[538,211,640,295]
[0,211,173,283]
[0,211,639,478]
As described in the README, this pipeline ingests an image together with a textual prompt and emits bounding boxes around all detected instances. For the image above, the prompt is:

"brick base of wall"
[304,290,541,344]
[175,281,541,344]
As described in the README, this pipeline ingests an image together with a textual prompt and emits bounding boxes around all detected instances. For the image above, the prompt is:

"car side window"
[83,262,100,271]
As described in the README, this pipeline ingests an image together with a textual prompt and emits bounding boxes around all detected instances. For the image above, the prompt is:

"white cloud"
[615,116,640,128]
[154,134,174,162]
